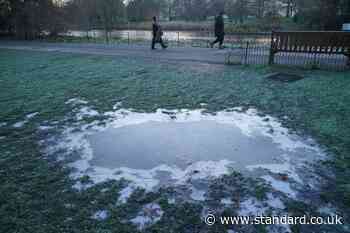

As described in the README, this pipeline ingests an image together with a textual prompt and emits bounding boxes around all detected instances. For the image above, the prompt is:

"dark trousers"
[212,35,224,46]
[152,37,166,49]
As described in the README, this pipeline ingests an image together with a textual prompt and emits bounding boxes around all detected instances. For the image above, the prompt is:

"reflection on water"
[89,120,296,170]
[62,30,270,43]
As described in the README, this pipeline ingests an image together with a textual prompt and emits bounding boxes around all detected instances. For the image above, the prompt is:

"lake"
[62,30,271,44]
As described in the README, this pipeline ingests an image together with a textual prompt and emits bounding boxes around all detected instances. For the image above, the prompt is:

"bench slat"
[269,31,350,64]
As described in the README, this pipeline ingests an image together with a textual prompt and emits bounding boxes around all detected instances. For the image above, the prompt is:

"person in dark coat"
[151,16,167,50]
[210,12,225,49]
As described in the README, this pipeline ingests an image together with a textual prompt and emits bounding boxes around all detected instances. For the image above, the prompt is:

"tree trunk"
[104,26,109,43]
[168,6,172,21]
[286,0,291,17]
[257,0,265,18]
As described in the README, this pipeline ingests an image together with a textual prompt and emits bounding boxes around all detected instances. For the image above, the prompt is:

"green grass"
[0,49,349,232]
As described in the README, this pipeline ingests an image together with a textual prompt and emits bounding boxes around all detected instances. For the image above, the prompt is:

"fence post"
[245,41,249,65]
[208,30,210,48]
[177,32,180,47]
[128,32,130,45]
[269,31,275,65]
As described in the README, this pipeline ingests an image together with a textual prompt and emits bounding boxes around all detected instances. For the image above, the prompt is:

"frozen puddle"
[89,120,289,170]
[46,107,326,198]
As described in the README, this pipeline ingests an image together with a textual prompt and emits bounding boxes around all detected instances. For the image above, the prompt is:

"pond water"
[62,30,270,43]
[88,120,286,170]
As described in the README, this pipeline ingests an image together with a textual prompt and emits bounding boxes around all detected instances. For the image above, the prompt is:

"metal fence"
[225,41,349,71]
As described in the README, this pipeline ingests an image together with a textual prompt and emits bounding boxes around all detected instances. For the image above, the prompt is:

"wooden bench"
[269,31,350,65]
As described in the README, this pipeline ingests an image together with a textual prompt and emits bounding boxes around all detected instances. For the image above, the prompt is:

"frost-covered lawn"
[0,49,350,233]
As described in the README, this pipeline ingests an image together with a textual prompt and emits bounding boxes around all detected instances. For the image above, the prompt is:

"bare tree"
[166,0,175,20]
[127,0,164,22]
[225,0,249,23]
[255,0,267,18]
[97,0,125,42]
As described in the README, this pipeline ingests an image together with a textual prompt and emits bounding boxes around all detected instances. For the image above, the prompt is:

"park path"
[0,41,227,64]
[2,41,347,70]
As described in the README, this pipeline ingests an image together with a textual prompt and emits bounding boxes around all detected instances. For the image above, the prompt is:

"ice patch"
[12,112,39,128]
[190,188,206,201]
[239,198,267,216]
[101,108,317,154]
[262,175,297,198]
[130,216,152,230]
[239,194,285,220]
[45,107,325,195]
[168,198,176,204]
[318,204,338,216]
[221,109,317,152]
[118,186,135,204]
[113,102,123,110]
[227,230,237,233]
[130,203,163,230]
[39,125,54,130]
[277,225,292,233]
[92,210,108,220]
[221,198,234,205]
[65,98,88,105]
[246,155,303,184]
[238,196,287,225]
[174,160,234,184]
[26,112,39,119]
[71,160,233,191]
[266,194,285,209]
[13,120,27,128]
[77,107,99,120]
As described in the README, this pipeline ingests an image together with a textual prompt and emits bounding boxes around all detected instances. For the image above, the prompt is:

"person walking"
[210,12,225,49]
[151,16,167,50]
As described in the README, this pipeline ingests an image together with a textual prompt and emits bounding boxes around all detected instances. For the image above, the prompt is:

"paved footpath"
[0,41,228,64]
